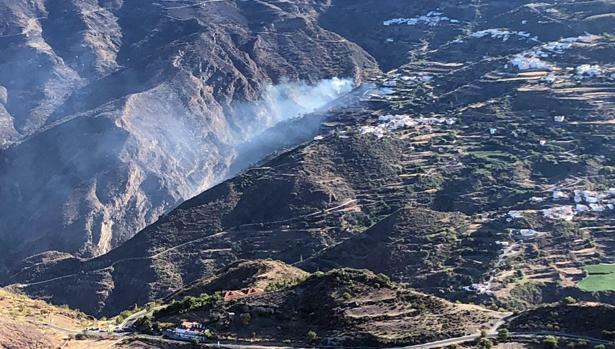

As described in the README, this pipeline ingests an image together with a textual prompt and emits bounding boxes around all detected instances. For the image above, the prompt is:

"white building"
[552,190,568,200]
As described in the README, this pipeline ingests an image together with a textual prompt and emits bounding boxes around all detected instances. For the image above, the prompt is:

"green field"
[578,264,615,292]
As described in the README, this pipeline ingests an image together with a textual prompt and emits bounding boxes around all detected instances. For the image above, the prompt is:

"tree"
[306,330,318,343]
[239,313,251,325]
[498,328,510,341]
[477,338,493,349]
[543,335,558,349]
[593,345,605,349]
[203,329,216,339]
[563,296,577,305]
[139,316,154,334]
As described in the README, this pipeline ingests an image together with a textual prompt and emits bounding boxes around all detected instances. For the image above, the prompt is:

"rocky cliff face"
[0,0,379,273]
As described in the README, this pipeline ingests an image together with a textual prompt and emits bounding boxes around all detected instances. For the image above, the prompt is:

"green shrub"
[498,328,510,340]
[376,273,391,284]
[265,276,309,292]
[306,330,318,343]
[239,313,251,325]
[543,335,558,349]
[204,329,216,339]
[153,292,222,318]
[562,296,577,305]
[477,338,493,349]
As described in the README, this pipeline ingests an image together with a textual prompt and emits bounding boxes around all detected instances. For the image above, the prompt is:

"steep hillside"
[5,0,615,319]
[0,288,97,348]
[150,268,504,347]
[0,287,196,348]
[299,207,501,292]
[509,302,615,340]
[0,0,378,273]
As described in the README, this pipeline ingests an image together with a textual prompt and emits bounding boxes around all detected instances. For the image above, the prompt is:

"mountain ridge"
[0,0,380,274]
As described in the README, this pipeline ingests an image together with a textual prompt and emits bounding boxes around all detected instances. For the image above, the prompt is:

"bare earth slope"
[0,288,96,348]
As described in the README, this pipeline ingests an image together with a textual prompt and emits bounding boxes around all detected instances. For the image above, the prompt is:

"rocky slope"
[5,0,615,320]
[0,0,379,274]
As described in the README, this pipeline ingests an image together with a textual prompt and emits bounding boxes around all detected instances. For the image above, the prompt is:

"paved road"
[396,313,511,349]
[511,332,611,345]
[28,311,615,349]
[397,333,483,349]
[117,308,149,331]
[396,332,612,349]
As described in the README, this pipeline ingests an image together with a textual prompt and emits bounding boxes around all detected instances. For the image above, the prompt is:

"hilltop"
[148,268,504,347]
[166,259,309,300]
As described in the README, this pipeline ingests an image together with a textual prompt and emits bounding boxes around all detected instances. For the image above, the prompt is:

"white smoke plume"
[229,77,354,142]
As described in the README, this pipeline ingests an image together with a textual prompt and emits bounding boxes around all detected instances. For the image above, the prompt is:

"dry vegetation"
[0,288,127,349]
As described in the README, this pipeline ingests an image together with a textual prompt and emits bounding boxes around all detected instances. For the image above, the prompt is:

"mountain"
[5,0,615,319]
[0,0,378,274]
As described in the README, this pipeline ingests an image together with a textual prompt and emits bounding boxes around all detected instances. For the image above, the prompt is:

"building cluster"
[383,11,460,27]
[163,288,264,343]
[163,322,207,343]
[360,114,456,138]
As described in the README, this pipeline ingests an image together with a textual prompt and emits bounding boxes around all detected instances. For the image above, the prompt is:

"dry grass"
[0,288,125,349]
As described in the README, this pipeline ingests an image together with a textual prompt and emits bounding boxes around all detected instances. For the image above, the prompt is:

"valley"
[1,0,615,348]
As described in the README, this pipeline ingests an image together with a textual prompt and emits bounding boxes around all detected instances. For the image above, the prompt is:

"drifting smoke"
[229,77,354,142]
[0,76,356,267]
[228,77,356,175]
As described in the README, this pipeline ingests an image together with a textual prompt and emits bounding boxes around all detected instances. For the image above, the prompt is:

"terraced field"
[578,264,615,292]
